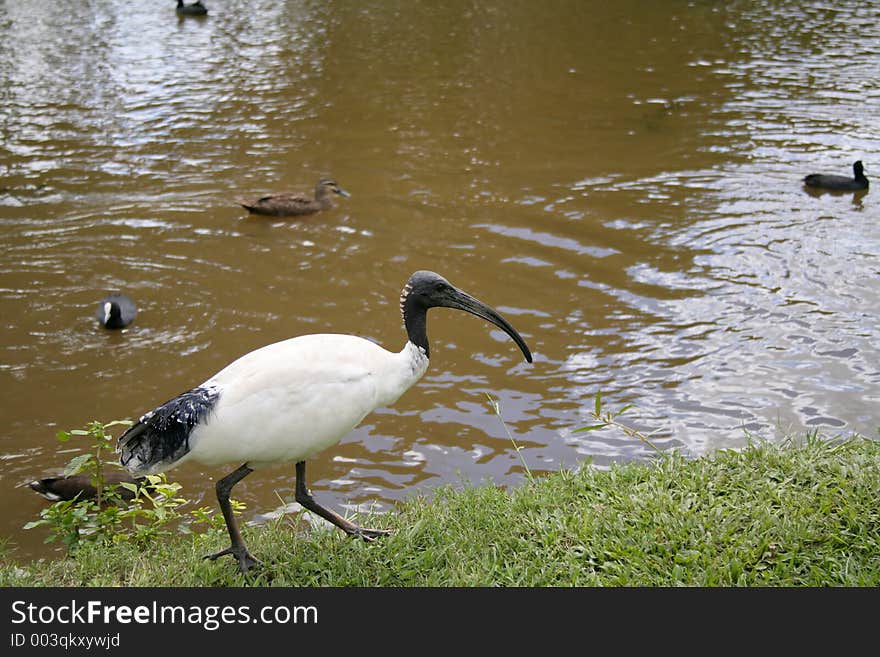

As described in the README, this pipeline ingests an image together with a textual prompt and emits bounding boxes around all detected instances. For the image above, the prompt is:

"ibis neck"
[375,340,429,410]
[402,300,430,358]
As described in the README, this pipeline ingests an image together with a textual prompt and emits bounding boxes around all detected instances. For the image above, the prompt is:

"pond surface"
[1,0,878,561]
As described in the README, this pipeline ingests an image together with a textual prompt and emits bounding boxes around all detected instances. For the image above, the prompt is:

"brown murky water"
[2,0,878,561]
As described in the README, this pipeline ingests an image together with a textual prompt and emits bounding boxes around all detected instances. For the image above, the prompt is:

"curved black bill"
[443,288,533,363]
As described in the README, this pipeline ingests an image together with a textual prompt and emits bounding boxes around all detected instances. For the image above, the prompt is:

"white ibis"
[118,270,532,572]
[803,160,868,191]
[96,293,137,330]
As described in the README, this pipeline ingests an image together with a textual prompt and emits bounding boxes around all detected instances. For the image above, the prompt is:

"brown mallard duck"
[238,178,351,217]
[803,160,868,191]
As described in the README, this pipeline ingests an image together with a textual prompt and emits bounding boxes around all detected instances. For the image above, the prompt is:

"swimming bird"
[29,472,143,503]
[176,0,208,16]
[118,270,532,573]
[803,160,868,191]
[96,293,137,330]
[238,178,351,217]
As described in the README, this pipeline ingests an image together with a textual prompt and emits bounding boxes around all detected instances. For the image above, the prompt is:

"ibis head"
[400,270,532,363]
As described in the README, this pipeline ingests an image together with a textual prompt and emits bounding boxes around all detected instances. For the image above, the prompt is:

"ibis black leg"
[294,461,390,540]
[204,463,261,573]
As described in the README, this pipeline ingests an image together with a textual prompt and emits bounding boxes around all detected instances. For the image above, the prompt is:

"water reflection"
[1,0,878,561]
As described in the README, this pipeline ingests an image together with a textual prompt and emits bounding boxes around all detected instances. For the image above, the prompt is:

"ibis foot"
[204,545,262,574]
[294,461,391,542]
[208,464,259,573]
[347,526,392,542]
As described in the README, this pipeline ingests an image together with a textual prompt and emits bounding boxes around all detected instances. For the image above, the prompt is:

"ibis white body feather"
[180,335,428,469]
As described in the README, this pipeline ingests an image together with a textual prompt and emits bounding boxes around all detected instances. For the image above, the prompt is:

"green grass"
[2,435,879,586]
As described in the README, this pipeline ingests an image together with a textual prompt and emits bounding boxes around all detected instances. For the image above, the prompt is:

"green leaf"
[104,419,133,429]
[574,424,609,433]
[594,392,602,416]
[63,454,94,476]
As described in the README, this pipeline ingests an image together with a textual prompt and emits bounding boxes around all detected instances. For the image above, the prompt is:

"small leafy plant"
[487,391,665,480]
[25,419,234,550]
[574,392,664,454]
[486,393,533,480]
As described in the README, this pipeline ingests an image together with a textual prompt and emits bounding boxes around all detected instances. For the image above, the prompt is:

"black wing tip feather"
[118,385,220,475]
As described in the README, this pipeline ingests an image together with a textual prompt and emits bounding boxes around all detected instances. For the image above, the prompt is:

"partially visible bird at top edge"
[176,0,208,17]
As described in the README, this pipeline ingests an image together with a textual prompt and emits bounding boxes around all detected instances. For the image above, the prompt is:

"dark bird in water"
[803,160,868,191]
[96,293,137,330]
[28,472,144,503]
[118,270,532,573]
[176,0,208,16]
[238,178,351,217]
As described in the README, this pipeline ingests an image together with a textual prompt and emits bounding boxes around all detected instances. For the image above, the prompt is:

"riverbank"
[2,435,878,586]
